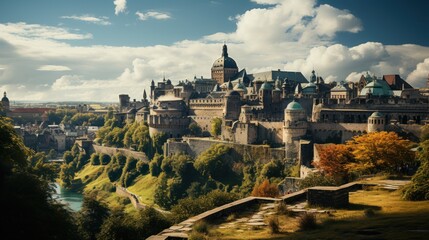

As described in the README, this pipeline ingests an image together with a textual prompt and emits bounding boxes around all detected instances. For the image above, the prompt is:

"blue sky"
[0,0,428,101]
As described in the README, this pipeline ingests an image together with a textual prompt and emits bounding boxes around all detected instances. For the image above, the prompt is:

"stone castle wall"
[309,122,367,143]
[164,137,288,164]
[92,145,149,162]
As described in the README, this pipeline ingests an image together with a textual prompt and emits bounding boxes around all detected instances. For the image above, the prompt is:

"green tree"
[0,117,80,239]
[210,117,222,137]
[77,194,110,240]
[402,140,429,200]
[194,144,233,181]
[90,153,100,165]
[63,151,74,164]
[188,122,202,136]
[59,162,76,188]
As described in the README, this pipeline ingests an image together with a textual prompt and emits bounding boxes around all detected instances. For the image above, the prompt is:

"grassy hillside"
[127,174,158,206]
[209,188,429,240]
[73,162,160,212]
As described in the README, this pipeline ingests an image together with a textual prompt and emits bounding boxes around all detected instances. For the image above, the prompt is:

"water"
[52,183,83,212]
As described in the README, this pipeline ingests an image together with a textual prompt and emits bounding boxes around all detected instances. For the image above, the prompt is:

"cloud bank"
[0,0,428,102]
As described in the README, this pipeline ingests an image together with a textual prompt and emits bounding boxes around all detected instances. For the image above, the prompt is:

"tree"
[346,131,414,174]
[402,140,429,200]
[170,190,237,223]
[188,122,202,136]
[59,162,76,188]
[313,144,354,183]
[90,153,100,165]
[63,151,74,164]
[194,144,233,180]
[77,194,110,240]
[251,179,279,198]
[210,117,222,137]
[299,172,337,189]
[260,160,286,181]
[1,117,80,239]
[99,153,111,165]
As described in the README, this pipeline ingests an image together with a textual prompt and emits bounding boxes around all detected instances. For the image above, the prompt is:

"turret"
[283,101,307,159]
[367,112,385,133]
[1,91,10,111]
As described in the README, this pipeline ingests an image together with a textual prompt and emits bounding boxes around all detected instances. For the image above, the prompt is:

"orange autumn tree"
[251,179,279,198]
[313,144,354,183]
[346,131,414,174]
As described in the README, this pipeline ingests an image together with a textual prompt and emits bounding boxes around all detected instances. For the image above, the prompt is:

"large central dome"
[211,44,239,84]
[212,44,238,69]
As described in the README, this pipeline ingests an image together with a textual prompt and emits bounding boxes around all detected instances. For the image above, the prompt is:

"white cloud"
[0,22,92,40]
[37,65,71,71]
[114,0,127,15]
[407,58,429,88]
[1,0,428,101]
[136,11,171,21]
[61,15,111,26]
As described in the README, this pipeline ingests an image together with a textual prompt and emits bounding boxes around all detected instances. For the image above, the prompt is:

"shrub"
[136,160,149,175]
[193,221,209,234]
[276,201,291,216]
[188,232,206,240]
[299,172,336,190]
[251,179,279,198]
[298,213,317,231]
[90,153,100,165]
[364,208,375,218]
[99,153,111,165]
[107,164,122,182]
[268,216,279,234]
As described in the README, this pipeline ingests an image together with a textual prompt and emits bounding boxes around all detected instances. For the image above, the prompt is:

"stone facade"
[117,44,428,175]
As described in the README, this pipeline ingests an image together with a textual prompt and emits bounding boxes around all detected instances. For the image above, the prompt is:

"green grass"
[209,188,429,239]
[73,164,159,211]
[127,174,158,205]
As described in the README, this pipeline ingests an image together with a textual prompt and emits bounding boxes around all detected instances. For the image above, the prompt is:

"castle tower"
[211,44,239,85]
[1,91,10,111]
[119,94,130,112]
[367,112,385,133]
[259,80,273,112]
[223,91,241,120]
[283,101,307,159]
[239,105,252,123]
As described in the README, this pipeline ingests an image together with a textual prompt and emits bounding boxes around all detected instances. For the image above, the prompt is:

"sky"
[1,0,429,102]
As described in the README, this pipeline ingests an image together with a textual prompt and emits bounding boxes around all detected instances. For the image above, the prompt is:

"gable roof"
[382,74,413,90]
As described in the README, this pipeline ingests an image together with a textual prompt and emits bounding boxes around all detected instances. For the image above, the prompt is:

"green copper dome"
[260,81,273,91]
[286,101,303,110]
[359,79,393,97]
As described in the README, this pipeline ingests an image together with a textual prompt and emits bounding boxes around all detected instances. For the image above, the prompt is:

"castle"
[118,44,429,164]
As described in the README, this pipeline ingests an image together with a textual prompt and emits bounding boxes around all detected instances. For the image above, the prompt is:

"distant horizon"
[1,0,428,101]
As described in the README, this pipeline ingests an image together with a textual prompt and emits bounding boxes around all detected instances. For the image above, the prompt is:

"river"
[53,183,83,212]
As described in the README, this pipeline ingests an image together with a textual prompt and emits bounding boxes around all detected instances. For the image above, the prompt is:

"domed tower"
[283,101,307,158]
[367,112,385,133]
[211,44,239,85]
[1,91,10,111]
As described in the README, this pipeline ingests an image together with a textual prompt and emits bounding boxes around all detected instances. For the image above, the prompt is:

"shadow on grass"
[344,203,382,211]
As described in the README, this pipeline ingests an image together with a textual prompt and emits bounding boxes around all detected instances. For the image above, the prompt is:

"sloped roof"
[382,74,413,90]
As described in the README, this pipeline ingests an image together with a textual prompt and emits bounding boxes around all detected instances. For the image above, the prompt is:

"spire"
[222,44,228,58]
[3,91,6,98]
[143,90,147,100]
[151,79,155,86]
